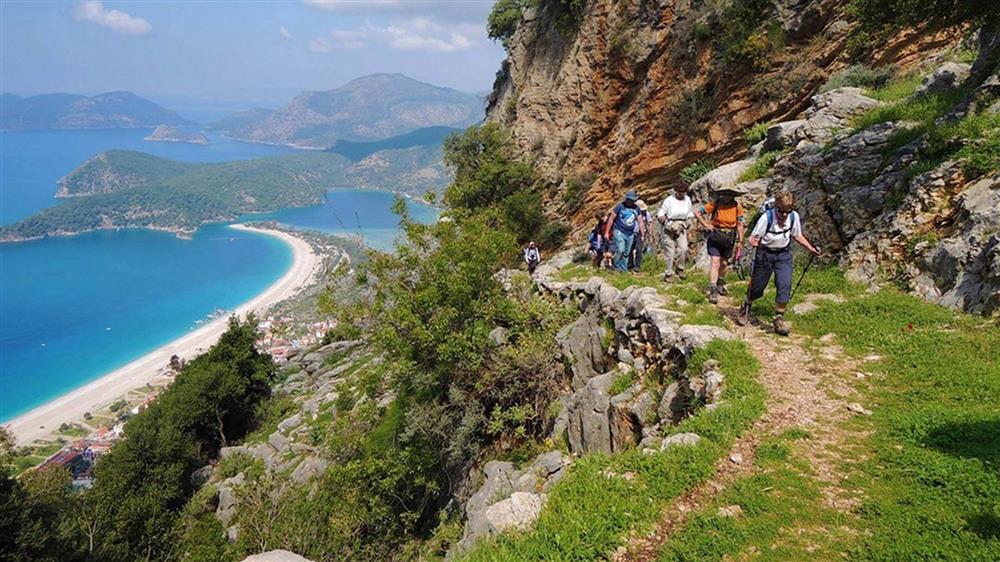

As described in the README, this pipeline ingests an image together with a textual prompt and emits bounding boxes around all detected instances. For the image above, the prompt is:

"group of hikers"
[524,181,822,336]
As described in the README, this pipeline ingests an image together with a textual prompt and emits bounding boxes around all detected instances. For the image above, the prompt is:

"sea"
[0,128,435,423]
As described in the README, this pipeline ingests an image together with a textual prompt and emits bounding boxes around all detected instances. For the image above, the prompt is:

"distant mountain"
[0,91,192,131]
[327,125,459,161]
[206,107,274,132]
[144,125,208,145]
[220,74,483,148]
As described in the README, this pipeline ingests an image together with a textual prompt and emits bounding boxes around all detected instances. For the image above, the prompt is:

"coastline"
[3,224,320,446]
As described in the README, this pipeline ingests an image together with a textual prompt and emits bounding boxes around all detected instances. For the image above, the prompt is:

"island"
[144,125,208,145]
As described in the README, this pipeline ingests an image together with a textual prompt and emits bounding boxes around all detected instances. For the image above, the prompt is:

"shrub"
[665,86,713,136]
[487,0,527,45]
[742,122,772,146]
[738,150,785,182]
[820,64,896,93]
[563,173,595,213]
[680,159,717,185]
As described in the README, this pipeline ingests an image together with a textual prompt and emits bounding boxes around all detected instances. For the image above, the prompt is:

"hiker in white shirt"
[656,183,694,280]
[737,192,821,335]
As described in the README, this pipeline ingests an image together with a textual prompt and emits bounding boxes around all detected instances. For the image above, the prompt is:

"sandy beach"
[4,225,320,446]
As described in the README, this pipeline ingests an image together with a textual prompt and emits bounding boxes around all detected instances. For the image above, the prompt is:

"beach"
[4,225,320,446]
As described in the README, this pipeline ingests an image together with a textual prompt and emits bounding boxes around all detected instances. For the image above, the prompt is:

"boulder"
[797,87,881,143]
[290,456,329,484]
[489,327,510,346]
[484,492,546,535]
[690,159,756,201]
[190,464,214,488]
[657,381,692,425]
[268,431,289,453]
[916,62,971,96]
[566,372,615,454]
[763,119,806,151]
[677,325,735,351]
[556,313,609,387]
[216,472,245,526]
[276,413,302,434]
[240,551,314,562]
[661,432,702,449]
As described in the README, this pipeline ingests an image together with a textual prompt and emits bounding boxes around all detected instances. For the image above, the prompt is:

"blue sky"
[0,1,505,107]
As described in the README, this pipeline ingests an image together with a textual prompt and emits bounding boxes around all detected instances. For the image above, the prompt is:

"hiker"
[603,190,644,272]
[656,182,694,280]
[628,199,652,271]
[737,192,821,335]
[587,212,606,268]
[694,185,746,303]
[523,241,541,274]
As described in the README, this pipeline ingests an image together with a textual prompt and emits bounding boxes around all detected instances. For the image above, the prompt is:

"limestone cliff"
[486,0,959,222]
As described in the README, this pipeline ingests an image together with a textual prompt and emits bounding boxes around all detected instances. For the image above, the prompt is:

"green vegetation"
[327,125,458,162]
[563,173,594,213]
[666,86,712,136]
[821,64,897,93]
[742,122,771,146]
[737,150,784,182]
[679,159,716,185]
[657,431,853,561]
[488,0,528,45]
[792,288,1000,560]
[464,340,764,561]
[715,0,782,69]
[848,0,998,50]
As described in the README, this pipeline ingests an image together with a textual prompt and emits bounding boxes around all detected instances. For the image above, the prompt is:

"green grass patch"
[792,289,1000,560]
[609,369,639,396]
[463,340,765,561]
[852,89,965,133]
[657,432,854,561]
[742,122,771,146]
[865,74,922,103]
[821,64,897,94]
[737,150,784,183]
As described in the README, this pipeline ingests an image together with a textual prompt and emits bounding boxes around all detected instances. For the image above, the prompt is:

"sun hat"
[636,199,648,211]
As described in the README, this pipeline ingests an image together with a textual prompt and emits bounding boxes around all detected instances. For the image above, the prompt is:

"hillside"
[327,125,459,161]
[220,74,483,148]
[0,91,192,130]
[1,145,449,241]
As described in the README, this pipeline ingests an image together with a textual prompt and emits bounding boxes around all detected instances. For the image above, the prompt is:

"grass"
[737,150,785,183]
[743,122,771,146]
[821,64,897,94]
[851,88,965,132]
[657,430,854,561]
[790,288,1000,560]
[58,424,89,439]
[609,368,639,396]
[463,340,766,561]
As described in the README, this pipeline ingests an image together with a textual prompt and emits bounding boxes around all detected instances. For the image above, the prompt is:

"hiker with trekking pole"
[737,192,822,335]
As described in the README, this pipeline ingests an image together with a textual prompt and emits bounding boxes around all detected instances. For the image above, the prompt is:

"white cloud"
[75,1,151,35]
[280,26,294,40]
[309,17,480,54]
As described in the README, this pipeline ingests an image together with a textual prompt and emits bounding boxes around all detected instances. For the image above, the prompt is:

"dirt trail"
[618,294,868,561]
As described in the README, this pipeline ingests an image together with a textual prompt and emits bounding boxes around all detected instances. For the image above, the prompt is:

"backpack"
[750,198,797,236]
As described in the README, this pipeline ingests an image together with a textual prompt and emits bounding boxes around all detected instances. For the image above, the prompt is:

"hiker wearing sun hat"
[603,190,645,272]
[694,183,747,303]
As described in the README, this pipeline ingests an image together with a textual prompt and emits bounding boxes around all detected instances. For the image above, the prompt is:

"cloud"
[309,18,481,54]
[280,26,294,40]
[75,1,151,35]
[302,0,490,23]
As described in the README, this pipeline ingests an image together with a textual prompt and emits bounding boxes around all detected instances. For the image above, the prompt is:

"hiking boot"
[677,270,687,280]
[662,272,673,282]
[716,277,728,295]
[737,302,750,326]
[708,286,719,304]
[773,315,791,336]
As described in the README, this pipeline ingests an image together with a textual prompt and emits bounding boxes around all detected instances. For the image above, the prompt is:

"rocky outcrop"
[487,0,960,230]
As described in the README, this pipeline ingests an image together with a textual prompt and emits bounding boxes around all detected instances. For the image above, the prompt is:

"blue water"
[0,129,435,423]
[246,189,438,252]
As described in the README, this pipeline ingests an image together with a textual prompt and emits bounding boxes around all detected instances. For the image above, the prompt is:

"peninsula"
[144,124,208,144]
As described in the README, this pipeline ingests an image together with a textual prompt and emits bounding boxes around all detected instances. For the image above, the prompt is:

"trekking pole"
[789,252,816,303]
[742,245,758,309]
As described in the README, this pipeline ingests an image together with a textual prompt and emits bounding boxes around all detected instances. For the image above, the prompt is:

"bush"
[680,159,717,185]
[737,150,785,182]
[487,0,527,45]
[563,173,594,213]
[742,122,772,146]
[820,64,896,93]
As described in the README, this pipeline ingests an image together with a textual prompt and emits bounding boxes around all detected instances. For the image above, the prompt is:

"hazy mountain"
[327,125,459,161]
[0,91,192,131]
[222,73,483,148]
[206,107,275,132]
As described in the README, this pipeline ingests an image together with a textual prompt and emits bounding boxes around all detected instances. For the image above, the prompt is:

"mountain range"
[215,73,483,148]
[0,91,192,131]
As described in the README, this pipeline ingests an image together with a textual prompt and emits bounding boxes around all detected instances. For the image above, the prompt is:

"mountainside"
[487,0,998,315]
[207,107,275,132]
[327,125,459,161]
[2,145,449,241]
[0,91,192,130]
[222,74,483,148]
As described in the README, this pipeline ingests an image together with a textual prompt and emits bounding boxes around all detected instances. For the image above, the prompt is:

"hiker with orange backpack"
[694,185,746,304]
[737,192,821,335]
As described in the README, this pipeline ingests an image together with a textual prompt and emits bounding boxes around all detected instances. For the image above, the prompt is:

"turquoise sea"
[0,129,434,423]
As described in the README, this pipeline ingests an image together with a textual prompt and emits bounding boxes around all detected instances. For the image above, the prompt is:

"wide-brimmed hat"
[624,190,638,201]
[712,182,748,196]
[636,199,648,211]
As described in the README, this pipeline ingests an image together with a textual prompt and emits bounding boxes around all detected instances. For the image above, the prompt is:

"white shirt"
[751,210,801,249]
[657,195,694,220]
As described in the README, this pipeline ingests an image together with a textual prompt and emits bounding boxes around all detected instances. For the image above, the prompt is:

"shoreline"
[3,224,320,446]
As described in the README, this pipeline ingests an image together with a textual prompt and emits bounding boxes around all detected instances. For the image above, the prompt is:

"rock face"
[486,0,959,229]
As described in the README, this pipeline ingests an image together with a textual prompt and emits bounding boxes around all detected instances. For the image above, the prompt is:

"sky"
[0,1,506,110]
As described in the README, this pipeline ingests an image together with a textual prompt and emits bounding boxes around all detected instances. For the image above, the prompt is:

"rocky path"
[617,292,868,561]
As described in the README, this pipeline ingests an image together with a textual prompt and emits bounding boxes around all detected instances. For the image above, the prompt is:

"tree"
[488,0,527,45]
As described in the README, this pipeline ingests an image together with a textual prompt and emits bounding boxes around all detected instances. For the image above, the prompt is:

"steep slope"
[225,74,484,148]
[486,0,960,222]
[0,91,192,130]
